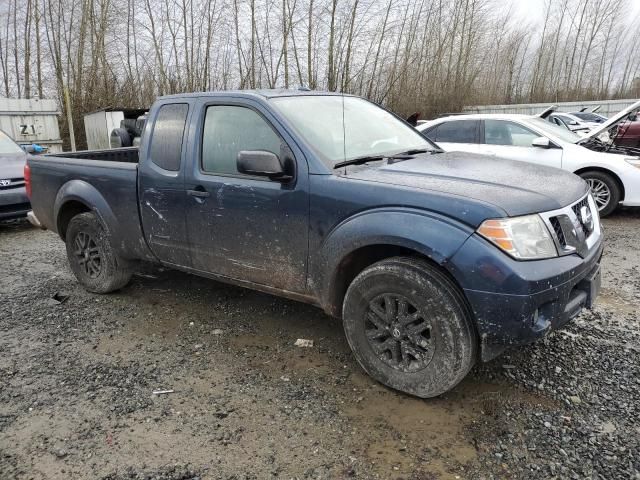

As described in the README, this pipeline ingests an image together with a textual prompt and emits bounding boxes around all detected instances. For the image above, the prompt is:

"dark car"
[0,129,30,220]
[26,90,603,398]
[612,115,640,148]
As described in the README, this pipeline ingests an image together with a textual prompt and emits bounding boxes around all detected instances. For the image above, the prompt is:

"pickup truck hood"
[0,152,27,180]
[348,151,588,217]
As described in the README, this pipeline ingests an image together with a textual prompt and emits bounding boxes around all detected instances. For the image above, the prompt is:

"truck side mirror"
[532,137,551,149]
[237,150,292,181]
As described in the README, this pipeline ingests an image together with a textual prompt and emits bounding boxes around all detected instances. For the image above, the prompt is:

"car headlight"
[624,157,640,169]
[477,214,557,260]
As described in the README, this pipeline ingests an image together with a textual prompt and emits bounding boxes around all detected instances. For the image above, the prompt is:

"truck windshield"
[0,131,24,155]
[270,96,436,168]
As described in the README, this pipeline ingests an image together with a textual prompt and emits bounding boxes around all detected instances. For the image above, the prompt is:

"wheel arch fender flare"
[54,180,119,242]
[311,207,474,315]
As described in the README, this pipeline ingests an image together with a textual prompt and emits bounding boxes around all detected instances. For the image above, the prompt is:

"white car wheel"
[586,178,611,211]
[580,171,620,217]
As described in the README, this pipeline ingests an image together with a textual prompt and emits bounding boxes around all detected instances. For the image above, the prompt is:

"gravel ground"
[1,209,639,480]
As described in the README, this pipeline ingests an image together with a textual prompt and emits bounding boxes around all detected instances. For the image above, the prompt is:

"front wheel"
[579,170,620,217]
[342,257,477,398]
[65,212,132,293]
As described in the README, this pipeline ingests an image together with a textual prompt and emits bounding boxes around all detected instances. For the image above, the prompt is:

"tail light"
[24,163,32,199]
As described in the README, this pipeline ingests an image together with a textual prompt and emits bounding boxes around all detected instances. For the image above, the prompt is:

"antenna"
[341,91,347,174]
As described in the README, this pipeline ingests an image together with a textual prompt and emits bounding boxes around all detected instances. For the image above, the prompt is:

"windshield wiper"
[333,155,386,169]
[333,149,437,169]
[394,148,431,156]
[386,148,437,164]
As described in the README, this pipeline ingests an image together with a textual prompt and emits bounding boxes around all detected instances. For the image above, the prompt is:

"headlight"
[477,214,557,260]
[624,157,640,169]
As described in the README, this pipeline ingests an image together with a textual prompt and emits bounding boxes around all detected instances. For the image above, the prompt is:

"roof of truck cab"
[158,89,353,100]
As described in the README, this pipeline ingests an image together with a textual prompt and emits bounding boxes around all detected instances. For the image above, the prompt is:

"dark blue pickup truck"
[26,90,604,397]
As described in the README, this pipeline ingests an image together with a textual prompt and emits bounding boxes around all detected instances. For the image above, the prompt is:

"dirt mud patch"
[1,210,639,479]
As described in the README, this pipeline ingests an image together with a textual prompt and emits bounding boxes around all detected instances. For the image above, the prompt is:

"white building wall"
[0,98,63,153]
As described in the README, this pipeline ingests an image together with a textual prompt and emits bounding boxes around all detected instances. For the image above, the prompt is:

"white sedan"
[416,104,640,216]
[547,112,593,135]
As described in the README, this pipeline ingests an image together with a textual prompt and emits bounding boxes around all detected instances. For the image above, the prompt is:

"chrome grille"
[549,217,566,247]
[539,193,602,258]
[571,196,590,236]
[0,177,25,190]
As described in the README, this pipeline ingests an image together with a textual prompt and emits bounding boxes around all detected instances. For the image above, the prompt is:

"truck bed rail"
[46,147,139,163]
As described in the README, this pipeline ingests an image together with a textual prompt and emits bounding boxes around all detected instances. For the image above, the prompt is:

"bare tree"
[1,0,639,148]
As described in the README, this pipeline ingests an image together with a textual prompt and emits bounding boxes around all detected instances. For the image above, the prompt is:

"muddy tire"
[342,257,477,398]
[579,170,620,217]
[65,212,132,293]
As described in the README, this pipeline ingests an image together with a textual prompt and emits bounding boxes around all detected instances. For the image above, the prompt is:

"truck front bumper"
[450,233,605,362]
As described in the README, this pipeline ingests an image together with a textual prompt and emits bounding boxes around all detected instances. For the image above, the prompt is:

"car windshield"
[270,95,437,168]
[527,117,583,143]
[0,130,24,155]
[572,112,606,122]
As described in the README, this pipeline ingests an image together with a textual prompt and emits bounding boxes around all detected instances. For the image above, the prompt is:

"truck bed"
[46,146,139,163]
[27,153,153,261]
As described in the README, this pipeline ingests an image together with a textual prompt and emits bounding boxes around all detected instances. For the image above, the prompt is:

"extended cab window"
[431,120,478,143]
[149,103,188,171]
[202,106,281,175]
[484,120,539,147]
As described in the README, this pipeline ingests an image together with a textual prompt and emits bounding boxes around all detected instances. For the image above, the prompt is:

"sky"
[508,0,640,25]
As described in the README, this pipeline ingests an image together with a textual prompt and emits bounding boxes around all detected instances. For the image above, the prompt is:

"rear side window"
[149,103,189,171]
[431,120,478,143]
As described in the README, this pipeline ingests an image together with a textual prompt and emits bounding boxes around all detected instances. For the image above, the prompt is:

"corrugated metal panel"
[0,97,59,114]
[0,97,62,153]
[463,99,639,117]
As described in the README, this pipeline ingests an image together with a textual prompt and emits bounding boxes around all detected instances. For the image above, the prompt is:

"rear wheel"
[579,170,620,217]
[65,212,132,293]
[342,257,477,398]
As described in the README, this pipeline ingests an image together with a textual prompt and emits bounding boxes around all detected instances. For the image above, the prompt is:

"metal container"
[0,97,63,153]
[84,108,147,150]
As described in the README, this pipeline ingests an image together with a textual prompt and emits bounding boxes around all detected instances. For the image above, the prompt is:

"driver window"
[202,105,282,175]
[484,120,539,147]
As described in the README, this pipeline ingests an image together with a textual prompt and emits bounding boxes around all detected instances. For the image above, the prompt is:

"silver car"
[0,129,30,220]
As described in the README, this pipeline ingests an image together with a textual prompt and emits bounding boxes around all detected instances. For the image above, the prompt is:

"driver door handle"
[187,188,210,198]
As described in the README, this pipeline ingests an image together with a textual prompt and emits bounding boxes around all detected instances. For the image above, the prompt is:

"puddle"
[340,372,556,478]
